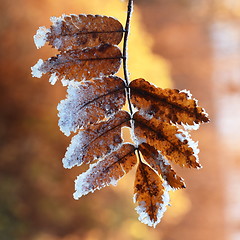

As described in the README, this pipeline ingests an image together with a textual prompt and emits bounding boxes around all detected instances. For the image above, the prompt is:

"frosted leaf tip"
[34,26,50,49]
[31,59,44,78]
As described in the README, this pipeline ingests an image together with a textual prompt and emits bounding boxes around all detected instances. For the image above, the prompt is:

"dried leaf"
[45,14,124,51]
[63,111,131,169]
[133,112,201,168]
[130,78,209,127]
[139,143,185,189]
[134,162,169,227]
[74,144,137,199]
[32,44,122,83]
[58,76,126,136]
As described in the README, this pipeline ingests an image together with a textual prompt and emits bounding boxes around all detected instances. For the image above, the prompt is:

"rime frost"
[182,122,200,131]
[49,73,58,85]
[31,11,209,228]
[73,144,137,199]
[34,26,50,49]
[176,129,200,168]
[31,59,44,78]
[58,77,125,136]
[179,89,193,99]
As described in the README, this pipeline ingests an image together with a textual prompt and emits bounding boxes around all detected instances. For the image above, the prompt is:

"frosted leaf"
[37,44,122,83]
[139,143,186,189]
[33,26,50,49]
[47,14,124,51]
[58,76,126,136]
[31,59,44,78]
[130,78,209,126]
[73,144,137,199]
[134,162,170,227]
[134,112,201,168]
[63,111,131,169]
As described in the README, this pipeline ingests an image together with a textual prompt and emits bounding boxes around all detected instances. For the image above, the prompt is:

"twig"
[123,0,133,86]
[123,0,134,115]
[122,0,143,163]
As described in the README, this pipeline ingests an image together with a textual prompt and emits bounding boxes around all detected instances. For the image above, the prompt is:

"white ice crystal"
[61,78,72,86]
[57,82,82,136]
[58,78,126,136]
[182,122,200,131]
[33,26,50,49]
[31,59,44,78]
[73,168,120,199]
[175,133,186,142]
[179,89,193,99]
[176,129,200,167]
[73,154,122,199]
[49,73,58,85]
[73,166,98,199]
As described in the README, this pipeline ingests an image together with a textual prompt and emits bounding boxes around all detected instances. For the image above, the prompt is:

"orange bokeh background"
[1,0,240,239]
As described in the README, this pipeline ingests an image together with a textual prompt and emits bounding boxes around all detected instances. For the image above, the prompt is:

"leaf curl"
[45,14,124,51]
[134,162,169,228]
[139,143,185,189]
[133,112,201,168]
[63,111,131,169]
[74,144,137,199]
[130,78,209,127]
[58,76,126,136]
[32,44,122,83]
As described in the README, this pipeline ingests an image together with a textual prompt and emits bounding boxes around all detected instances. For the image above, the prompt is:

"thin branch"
[123,0,133,86]
[123,0,134,115]
[123,0,144,164]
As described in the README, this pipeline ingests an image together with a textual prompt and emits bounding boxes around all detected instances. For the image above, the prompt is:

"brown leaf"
[133,112,201,168]
[58,76,126,136]
[130,78,209,127]
[139,143,185,189]
[74,144,137,199]
[46,14,124,51]
[34,44,122,83]
[134,161,169,227]
[63,111,131,169]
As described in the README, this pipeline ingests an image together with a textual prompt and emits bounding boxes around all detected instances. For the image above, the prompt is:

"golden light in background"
[212,0,240,18]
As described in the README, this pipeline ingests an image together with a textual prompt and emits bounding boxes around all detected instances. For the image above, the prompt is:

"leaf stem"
[123,0,143,164]
[123,0,134,115]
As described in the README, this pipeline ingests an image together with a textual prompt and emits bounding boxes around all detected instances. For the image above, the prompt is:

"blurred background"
[1,0,240,239]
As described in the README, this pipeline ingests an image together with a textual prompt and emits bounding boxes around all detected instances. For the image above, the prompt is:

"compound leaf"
[32,9,210,228]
